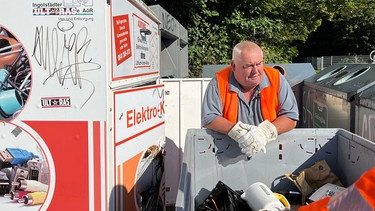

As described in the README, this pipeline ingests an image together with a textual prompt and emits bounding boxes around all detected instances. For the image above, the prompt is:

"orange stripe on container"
[121,152,142,211]
[115,121,164,147]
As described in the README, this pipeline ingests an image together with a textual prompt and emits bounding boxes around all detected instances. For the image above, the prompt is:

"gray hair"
[232,41,263,61]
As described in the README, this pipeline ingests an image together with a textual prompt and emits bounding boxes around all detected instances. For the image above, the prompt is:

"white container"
[241,182,285,211]
[175,128,375,210]
[0,1,164,210]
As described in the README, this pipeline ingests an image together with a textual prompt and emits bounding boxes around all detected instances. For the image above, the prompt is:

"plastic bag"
[196,181,250,211]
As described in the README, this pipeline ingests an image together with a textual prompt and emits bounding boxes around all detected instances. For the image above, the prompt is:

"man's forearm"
[271,116,297,134]
[203,116,236,134]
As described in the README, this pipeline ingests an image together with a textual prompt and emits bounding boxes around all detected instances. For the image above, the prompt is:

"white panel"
[159,78,211,205]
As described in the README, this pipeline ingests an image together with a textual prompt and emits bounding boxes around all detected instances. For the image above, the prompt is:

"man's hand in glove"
[242,120,278,155]
[228,121,258,155]
[228,121,257,142]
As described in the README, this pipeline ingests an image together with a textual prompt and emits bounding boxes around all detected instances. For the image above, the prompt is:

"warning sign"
[113,15,132,66]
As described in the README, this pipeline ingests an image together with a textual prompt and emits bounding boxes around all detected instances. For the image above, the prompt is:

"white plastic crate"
[176,128,375,210]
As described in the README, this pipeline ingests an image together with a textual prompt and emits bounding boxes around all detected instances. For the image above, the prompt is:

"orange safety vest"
[298,167,375,211]
[216,66,280,123]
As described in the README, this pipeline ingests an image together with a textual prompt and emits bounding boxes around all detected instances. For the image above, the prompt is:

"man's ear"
[231,61,235,71]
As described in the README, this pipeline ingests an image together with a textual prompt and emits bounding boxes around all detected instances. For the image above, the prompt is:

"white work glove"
[241,120,278,155]
[228,121,257,141]
[228,121,258,155]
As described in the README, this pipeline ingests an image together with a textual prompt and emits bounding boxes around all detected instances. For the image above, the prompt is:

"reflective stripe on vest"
[216,66,279,123]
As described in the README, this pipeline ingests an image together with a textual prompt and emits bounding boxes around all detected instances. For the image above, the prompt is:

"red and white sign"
[111,0,160,82]
[113,14,132,66]
[0,0,162,210]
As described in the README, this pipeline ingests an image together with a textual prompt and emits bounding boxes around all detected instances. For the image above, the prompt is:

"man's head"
[231,41,264,91]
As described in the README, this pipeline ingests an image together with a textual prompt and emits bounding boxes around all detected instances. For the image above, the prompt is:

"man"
[201,41,299,155]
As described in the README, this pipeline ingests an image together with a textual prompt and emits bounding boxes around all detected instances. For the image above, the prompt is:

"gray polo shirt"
[201,68,299,127]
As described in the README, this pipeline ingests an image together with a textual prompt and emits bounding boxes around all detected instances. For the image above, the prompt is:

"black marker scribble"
[152,87,165,118]
[57,20,74,32]
[152,87,164,99]
[32,20,101,109]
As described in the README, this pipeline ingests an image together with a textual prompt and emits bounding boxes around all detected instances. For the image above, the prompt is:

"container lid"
[271,63,316,86]
[304,64,375,100]
[357,85,375,109]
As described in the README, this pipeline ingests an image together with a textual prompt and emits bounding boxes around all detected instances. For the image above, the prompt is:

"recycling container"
[271,63,316,127]
[355,85,375,142]
[302,63,375,132]
[175,128,375,210]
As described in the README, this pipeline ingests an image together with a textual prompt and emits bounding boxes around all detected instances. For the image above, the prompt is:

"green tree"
[143,0,371,77]
[297,0,375,57]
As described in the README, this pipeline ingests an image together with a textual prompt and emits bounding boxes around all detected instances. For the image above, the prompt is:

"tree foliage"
[143,0,375,77]
[297,0,375,56]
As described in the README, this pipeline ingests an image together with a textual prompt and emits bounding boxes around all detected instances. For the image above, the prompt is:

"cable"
[0,148,39,165]
[211,198,219,211]
[13,179,48,192]
[18,191,47,205]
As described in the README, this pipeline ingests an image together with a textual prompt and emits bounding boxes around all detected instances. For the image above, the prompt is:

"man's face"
[232,49,264,91]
